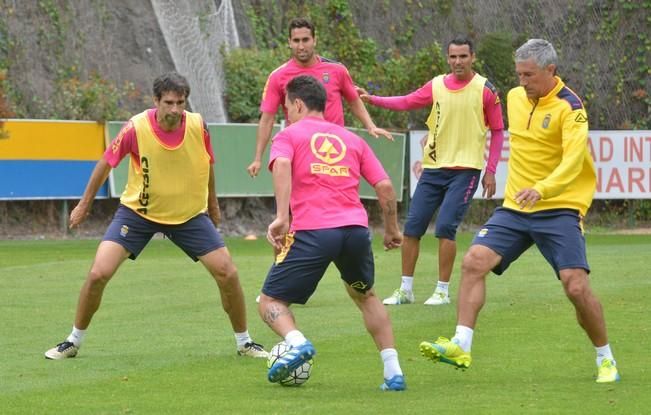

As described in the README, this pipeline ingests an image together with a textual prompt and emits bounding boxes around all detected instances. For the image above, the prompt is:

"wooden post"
[61,200,69,234]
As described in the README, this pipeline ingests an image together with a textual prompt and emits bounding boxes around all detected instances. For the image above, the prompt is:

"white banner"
[409,130,651,200]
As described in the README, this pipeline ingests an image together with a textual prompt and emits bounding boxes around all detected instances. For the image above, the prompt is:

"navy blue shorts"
[261,226,374,304]
[404,168,480,240]
[103,205,225,261]
[472,207,590,278]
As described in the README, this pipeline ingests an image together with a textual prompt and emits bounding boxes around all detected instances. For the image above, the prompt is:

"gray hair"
[515,39,557,68]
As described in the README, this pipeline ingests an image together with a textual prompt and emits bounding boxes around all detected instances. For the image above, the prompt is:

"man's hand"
[514,188,541,209]
[355,86,371,103]
[266,217,290,250]
[383,228,403,251]
[482,172,496,199]
[368,126,394,141]
[69,201,91,228]
[247,160,261,177]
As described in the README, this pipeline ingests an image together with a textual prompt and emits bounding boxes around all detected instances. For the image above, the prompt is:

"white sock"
[66,326,86,348]
[595,344,615,366]
[400,276,413,292]
[285,330,307,348]
[436,281,449,294]
[452,325,474,352]
[234,330,252,348]
[380,348,403,379]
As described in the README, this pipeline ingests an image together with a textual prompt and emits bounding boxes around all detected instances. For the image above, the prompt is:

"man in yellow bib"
[359,36,505,306]
[419,39,620,383]
[45,72,268,360]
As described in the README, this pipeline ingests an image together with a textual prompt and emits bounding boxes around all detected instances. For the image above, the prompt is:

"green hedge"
[226,0,519,130]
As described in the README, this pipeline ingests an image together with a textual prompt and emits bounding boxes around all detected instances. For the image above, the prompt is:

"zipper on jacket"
[526,99,538,129]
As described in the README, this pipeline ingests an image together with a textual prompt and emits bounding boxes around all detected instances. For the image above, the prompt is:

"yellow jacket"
[504,77,596,216]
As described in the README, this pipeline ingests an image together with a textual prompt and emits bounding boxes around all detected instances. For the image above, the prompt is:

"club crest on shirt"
[310,133,349,177]
[322,72,330,84]
[542,113,551,129]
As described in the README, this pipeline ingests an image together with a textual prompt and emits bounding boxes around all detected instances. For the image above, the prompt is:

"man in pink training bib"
[247,17,392,177]
[359,36,505,307]
[258,75,406,391]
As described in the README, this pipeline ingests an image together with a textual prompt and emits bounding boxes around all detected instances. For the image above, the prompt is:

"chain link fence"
[348,0,650,129]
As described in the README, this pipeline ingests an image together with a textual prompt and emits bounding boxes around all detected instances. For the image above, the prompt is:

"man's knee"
[461,245,498,276]
[86,266,113,287]
[204,248,238,280]
[560,268,590,299]
[215,263,238,282]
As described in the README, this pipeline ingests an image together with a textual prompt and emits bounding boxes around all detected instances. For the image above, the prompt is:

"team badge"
[120,225,129,237]
[322,72,330,84]
[477,228,488,238]
[542,114,551,129]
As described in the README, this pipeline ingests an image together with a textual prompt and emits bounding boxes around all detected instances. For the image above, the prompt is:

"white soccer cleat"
[237,341,269,358]
[423,290,450,305]
[382,288,415,305]
[45,341,79,360]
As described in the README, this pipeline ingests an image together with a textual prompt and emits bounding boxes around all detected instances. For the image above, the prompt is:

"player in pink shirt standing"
[246,17,392,177]
[258,75,406,391]
[358,36,505,307]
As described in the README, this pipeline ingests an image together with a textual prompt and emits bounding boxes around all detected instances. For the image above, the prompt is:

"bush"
[50,72,138,122]
[225,0,447,130]
[475,32,518,105]
[223,48,286,123]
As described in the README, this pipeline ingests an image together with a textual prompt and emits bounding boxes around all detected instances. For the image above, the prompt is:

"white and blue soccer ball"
[267,341,313,386]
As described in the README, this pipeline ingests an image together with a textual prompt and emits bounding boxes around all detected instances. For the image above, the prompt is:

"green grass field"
[1,233,649,414]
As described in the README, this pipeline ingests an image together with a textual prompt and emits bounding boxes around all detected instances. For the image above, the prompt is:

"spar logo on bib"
[310,133,350,177]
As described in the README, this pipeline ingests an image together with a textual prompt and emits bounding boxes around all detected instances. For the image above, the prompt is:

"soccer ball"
[267,341,313,386]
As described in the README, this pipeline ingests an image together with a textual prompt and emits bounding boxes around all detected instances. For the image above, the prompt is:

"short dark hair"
[152,72,190,100]
[286,75,326,112]
[288,17,315,38]
[447,36,474,54]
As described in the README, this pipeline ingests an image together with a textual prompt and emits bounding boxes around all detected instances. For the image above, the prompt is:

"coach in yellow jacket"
[419,39,620,384]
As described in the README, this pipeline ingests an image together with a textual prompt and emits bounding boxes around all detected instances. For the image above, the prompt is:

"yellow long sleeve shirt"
[504,77,596,216]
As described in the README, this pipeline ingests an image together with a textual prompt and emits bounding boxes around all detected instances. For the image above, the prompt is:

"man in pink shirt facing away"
[359,36,505,307]
[247,17,392,177]
[258,75,406,391]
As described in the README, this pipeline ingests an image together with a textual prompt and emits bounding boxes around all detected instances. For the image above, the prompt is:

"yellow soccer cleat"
[420,337,471,369]
[596,358,620,383]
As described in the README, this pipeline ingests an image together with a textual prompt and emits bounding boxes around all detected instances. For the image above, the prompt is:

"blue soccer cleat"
[380,374,406,391]
[268,341,316,383]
